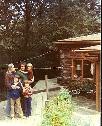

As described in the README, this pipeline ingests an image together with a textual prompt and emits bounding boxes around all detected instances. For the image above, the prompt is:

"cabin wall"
[57,48,98,85]
[58,49,72,85]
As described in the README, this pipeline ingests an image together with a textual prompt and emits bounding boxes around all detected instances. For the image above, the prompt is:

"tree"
[0,0,101,66]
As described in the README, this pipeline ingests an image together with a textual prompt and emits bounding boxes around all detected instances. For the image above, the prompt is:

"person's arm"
[11,84,16,89]
[15,85,20,89]
[5,73,12,89]
[27,70,34,84]
[23,87,26,92]
[5,74,8,86]
[28,87,33,95]
[31,76,34,82]
[29,76,34,84]
[18,82,23,89]
[16,71,28,81]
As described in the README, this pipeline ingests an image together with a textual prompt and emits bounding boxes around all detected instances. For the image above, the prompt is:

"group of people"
[5,62,35,119]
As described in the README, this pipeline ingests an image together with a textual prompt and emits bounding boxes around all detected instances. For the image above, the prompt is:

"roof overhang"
[75,45,101,53]
[54,33,101,48]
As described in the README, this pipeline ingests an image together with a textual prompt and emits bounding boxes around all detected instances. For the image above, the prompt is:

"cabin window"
[73,60,94,79]
[83,60,93,78]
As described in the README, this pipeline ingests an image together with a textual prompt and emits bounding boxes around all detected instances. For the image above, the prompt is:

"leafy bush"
[41,88,74,126]
[81,79,95,92]
[65,79,96,97]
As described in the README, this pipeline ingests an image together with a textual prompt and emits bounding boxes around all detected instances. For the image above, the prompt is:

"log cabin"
[54,33,101,111]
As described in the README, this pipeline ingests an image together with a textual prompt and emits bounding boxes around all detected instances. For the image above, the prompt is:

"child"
[9,74,23,119]
[23,80,33,117]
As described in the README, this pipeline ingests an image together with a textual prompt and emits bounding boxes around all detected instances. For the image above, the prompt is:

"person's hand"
[28,80,32,84]
[11,85,16,89]
[28,92,32,95]
[23,87,26,92]
[16,86,20,89]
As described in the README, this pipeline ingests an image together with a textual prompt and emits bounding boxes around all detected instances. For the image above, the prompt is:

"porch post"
[71,59,74,80]
[96,61,101,111]
[81,59,84,79]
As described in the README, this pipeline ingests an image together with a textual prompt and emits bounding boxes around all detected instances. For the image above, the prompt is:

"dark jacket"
[9,82,22,100]
[5,71,16,90]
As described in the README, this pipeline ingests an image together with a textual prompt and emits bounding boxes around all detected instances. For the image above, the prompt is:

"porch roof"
[75,45,101,53]
[79,45,101,50]
[54,33,101,48]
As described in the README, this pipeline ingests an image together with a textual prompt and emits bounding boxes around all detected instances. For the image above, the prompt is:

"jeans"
[6,91,11,116]
[23,97,32,117]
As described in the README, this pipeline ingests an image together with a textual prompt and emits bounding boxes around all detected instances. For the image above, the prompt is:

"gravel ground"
[0,92,47,126]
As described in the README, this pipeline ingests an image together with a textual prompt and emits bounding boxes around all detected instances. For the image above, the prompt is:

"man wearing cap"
[5,63,16,117]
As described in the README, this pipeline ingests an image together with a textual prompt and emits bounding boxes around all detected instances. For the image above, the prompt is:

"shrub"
[81,79,95,92]
[41,88,74,126]
[65,79,96,98]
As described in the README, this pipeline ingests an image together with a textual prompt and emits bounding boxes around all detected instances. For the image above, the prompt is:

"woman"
[16,62,28,85]
[5,63,16,117]
[16,62,28,114]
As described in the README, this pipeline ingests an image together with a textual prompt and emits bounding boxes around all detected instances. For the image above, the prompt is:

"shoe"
[10,114,14,118]
[11,117,15,120]
[28,115,32,118]
[22,116,27,119]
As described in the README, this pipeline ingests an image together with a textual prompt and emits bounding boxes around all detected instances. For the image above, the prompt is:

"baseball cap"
[8,63,14,68]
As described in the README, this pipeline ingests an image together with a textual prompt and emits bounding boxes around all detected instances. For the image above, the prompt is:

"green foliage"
[0,0,101,65]
[65,79,96,97]
[81,79,95,92]
[41,88,74,126]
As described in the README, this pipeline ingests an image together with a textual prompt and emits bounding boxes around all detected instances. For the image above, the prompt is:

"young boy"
[9,74,23,119]
[23,80,33,117]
